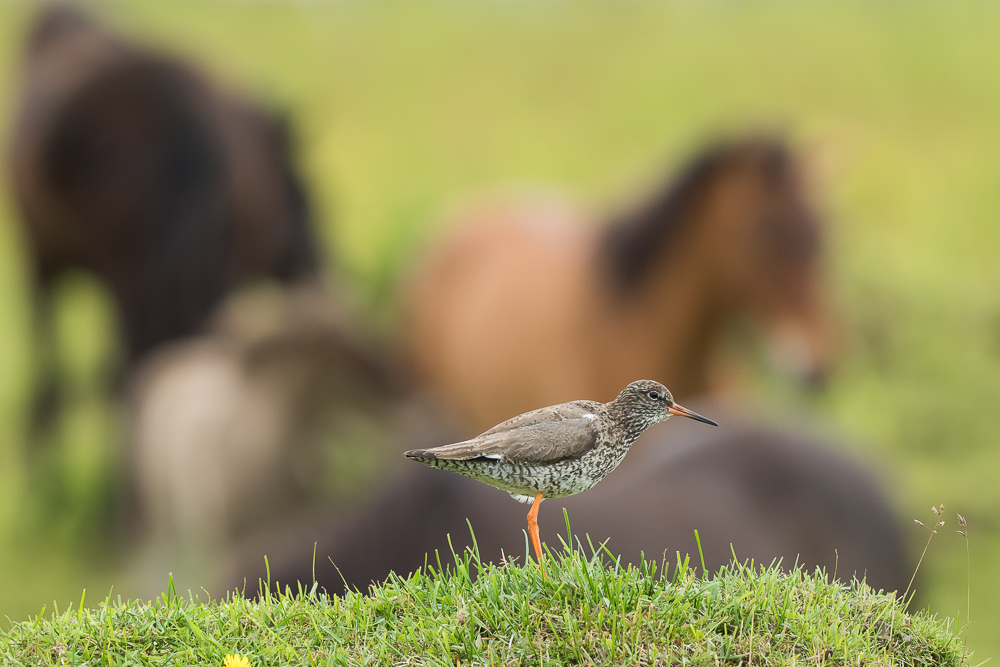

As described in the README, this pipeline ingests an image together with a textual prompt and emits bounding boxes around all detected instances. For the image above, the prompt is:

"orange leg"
[526,492,545,573]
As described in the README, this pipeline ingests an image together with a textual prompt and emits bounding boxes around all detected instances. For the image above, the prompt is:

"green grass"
[0,0,998,661]
[0,539,971,666]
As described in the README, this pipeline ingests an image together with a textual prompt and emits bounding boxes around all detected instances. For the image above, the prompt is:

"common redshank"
[405,379,717,567]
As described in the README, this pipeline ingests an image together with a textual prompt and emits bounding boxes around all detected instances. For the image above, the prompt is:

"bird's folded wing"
[412,401,602,464]
[480,400,602,436]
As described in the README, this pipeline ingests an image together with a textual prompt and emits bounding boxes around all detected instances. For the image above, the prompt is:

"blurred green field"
[0,0,998,660]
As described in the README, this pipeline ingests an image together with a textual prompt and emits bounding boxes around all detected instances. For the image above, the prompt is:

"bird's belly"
[425,453,625,500]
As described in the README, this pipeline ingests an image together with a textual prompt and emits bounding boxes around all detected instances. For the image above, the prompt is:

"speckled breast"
[424,442,631,500]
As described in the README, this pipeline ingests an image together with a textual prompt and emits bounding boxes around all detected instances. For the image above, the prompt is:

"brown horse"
[7,7,320,437]
[231,398,908,598]
[405,137,832,433]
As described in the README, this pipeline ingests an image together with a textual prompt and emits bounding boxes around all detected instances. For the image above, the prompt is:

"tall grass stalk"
[904,504,945,605]
[958,513,970,648]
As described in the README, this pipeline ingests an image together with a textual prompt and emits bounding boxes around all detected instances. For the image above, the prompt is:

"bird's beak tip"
[668,403,719,427]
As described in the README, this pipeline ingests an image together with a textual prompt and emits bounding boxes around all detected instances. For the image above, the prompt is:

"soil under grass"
[0,542,970,666]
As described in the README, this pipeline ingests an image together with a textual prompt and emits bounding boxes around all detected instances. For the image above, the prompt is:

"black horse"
[7,6,320,441]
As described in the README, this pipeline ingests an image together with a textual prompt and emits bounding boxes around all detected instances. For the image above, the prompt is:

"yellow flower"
[224,655,251,667]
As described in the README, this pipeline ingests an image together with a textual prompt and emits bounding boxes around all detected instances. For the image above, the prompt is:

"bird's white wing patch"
[583,413,597,421]
[481,454,503,460]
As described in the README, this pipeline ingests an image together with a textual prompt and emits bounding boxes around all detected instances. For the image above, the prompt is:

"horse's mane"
[599,137,792,292]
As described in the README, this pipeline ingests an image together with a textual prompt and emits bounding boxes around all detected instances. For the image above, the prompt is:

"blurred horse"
[7,7,320,438]
[128,283,442,593]
[405,136,833,433]
[232,399,908,597]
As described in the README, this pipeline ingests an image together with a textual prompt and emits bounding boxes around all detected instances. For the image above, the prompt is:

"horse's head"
[708,137,833,387]
[601,135,835,389]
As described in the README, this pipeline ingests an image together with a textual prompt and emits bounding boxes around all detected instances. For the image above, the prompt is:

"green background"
[0,1,996,660]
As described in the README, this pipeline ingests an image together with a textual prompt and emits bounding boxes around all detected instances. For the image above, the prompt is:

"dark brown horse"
[405,137,833,434]
[7,7,320,437]
[230,399,908,597]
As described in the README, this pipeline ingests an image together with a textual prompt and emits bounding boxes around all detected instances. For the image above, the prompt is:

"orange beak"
[668,403,719,427]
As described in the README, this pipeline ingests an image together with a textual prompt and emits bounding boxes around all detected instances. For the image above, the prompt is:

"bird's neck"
[602,401,654,449]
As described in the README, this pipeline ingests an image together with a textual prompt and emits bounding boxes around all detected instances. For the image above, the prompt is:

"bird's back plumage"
[406,400,602,465]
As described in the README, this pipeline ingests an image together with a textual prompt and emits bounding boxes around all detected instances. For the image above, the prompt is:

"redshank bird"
[405,379,717,567]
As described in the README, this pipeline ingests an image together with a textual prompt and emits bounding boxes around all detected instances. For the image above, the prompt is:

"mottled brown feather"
[406,400,602,465]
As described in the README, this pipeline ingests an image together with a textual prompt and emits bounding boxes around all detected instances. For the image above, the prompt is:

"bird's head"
[617,379,719,429]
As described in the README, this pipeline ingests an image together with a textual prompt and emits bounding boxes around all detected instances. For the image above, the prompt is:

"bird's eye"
[647,391,660,400]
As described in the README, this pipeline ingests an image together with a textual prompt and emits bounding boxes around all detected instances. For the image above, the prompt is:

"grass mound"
[1,540,969,666]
